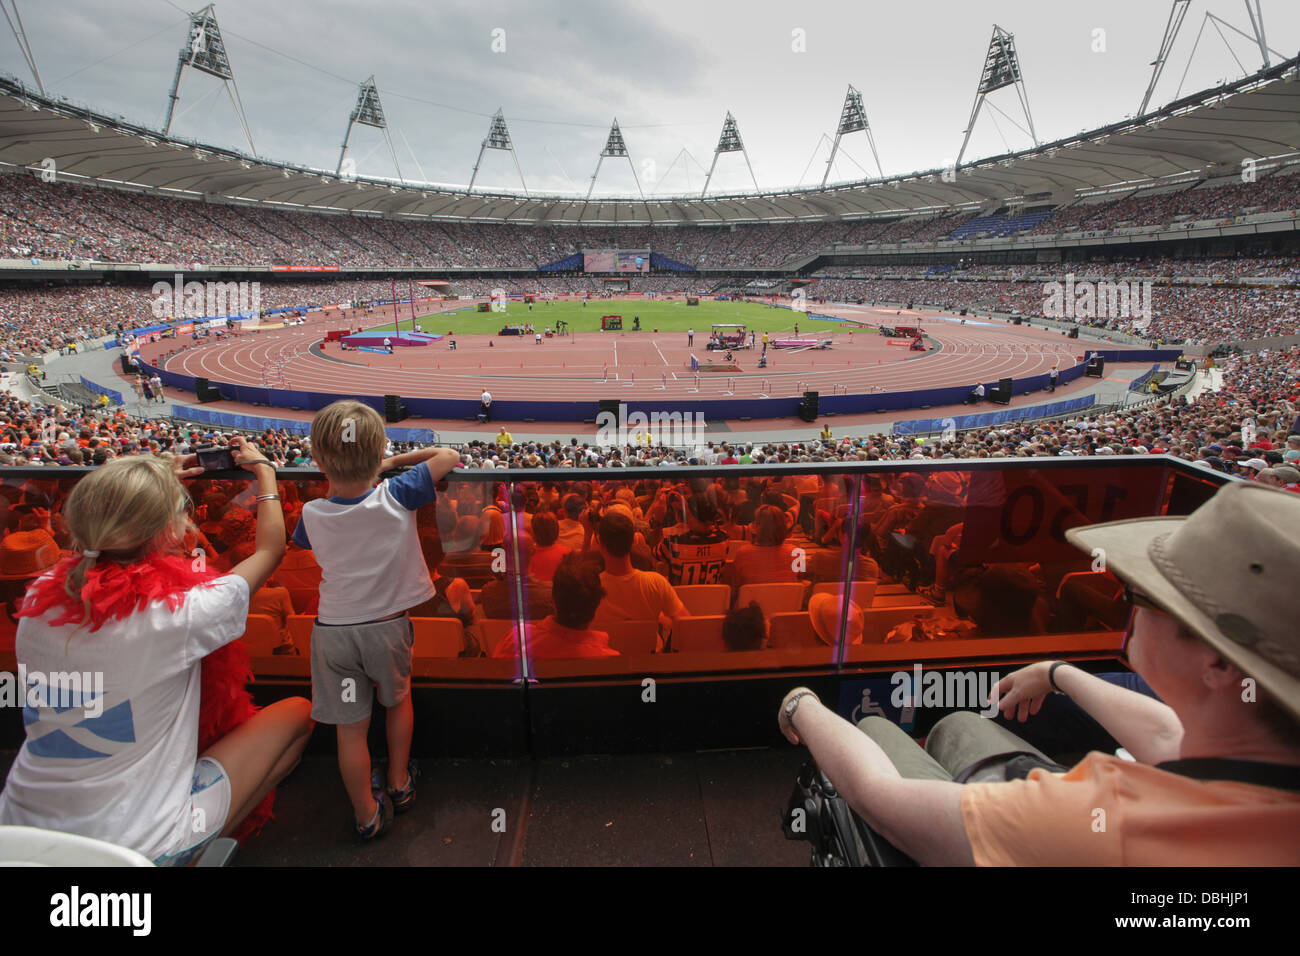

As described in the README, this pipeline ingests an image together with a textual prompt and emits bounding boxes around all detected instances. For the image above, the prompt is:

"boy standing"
[293,400,459,839]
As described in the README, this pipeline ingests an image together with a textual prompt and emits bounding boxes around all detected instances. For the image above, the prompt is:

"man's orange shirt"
[961,752,1300,865]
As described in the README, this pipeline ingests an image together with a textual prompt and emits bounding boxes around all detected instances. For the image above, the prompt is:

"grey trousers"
[857,712,1055,784]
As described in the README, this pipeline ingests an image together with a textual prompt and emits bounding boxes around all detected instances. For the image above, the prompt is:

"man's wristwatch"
[783,691,818,730]
[1048,661,1069,694]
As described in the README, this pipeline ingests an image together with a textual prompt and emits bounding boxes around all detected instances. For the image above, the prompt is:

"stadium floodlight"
[702,112,760,197]
[162,5,256,155]
[956,24,1038,165]
[822,85,884,187]
[468,109,527,195]
[587,119,643,199]
[336,76,403,183]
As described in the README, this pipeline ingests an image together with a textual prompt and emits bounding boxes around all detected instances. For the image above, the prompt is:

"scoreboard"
[583,250,650,274]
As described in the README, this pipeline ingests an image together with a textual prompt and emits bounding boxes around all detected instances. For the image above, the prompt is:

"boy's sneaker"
[356,791,393,840]
[387,761,419,814]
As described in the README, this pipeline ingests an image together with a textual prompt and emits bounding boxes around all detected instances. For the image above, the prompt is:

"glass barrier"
[0,459,1228,687]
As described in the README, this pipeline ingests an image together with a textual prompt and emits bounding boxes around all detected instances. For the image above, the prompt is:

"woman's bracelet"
[256,493,281,502]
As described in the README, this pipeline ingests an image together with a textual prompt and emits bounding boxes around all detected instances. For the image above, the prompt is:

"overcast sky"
[3,0,1298,196]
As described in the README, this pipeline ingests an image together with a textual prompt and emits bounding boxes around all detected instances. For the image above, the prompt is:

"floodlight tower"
[702,112,760,196]
[1,1,43,93]
[468,109,528,194]
[821,85,883,187]
[1139,1,1192,117]
[587,119,643,199]
[162,4,255,154]
[336,76,403,181]
[1174,0,1286,96]
[956,25,1037,166]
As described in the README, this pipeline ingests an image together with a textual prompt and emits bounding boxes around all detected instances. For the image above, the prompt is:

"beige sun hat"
[1065,481,1300,723]
[809,592,863,645]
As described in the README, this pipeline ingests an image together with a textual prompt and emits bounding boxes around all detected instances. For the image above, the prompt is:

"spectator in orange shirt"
[593,512,686,651]
[777,482,1300,866]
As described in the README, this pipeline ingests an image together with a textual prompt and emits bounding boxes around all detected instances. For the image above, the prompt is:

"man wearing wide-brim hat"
[777,482,1300,865]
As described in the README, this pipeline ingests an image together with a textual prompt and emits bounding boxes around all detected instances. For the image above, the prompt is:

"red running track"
[139,302,1138,405]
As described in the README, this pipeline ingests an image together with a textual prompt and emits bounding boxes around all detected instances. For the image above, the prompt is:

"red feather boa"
[18,552,274,843]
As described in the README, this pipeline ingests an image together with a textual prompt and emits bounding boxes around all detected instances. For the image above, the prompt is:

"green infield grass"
[365,298,847,336]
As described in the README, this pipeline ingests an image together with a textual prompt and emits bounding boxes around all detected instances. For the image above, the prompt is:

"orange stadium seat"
[411,617,464,658]
[287,614,314,656]
[736,581,809,618]
[672,615,726,653]
[767,611,820,649]
[241,614,280,656]
[603,619,659,656]
[673,584,731,616]
[810,580,878,609]
[479,618,514,656]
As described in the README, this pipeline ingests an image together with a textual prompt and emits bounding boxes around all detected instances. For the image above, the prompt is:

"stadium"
[0,0,1297,896]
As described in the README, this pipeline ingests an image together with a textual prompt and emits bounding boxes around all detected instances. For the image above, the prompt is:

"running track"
[140,302,1138,405]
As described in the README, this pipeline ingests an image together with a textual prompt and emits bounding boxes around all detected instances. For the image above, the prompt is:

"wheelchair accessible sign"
[837,677,917,733]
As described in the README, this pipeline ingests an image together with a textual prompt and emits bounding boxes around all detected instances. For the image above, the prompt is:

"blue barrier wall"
[78,376,123,406]
[172,405,437,444]
[892,394,1097,436]
[140,348,1184,424]
[1129,365,1161,392]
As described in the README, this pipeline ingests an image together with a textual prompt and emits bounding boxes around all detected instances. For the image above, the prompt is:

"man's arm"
[992,661,1183,764]
[783,693,975,866]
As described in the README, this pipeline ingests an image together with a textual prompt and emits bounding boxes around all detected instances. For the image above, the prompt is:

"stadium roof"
[1,57,1298,226]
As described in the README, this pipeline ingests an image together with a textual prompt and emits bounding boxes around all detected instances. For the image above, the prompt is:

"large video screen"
[583,250,615,272]
[583,250,650,273]
[616,250,650,273]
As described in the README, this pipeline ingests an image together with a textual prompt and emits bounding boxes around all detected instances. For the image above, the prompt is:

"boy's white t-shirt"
[292,465,438,624]
[0,573,250,860]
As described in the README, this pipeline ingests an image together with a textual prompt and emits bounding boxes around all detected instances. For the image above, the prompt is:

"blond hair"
[62,456,190,616]
[309,400,386,484]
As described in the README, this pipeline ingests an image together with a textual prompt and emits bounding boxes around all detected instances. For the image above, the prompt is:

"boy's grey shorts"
[309,615,414,725]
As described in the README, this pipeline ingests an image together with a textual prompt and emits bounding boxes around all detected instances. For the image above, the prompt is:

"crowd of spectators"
[4,168,1297,271]
[2,255,1296,361]
[1025,172,1300,235]
[806,275,1300,343]
[2,344,1293,478]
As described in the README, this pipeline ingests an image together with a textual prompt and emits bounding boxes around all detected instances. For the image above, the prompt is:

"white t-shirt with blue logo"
[291,466,438,625]
[0,574,250,860]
